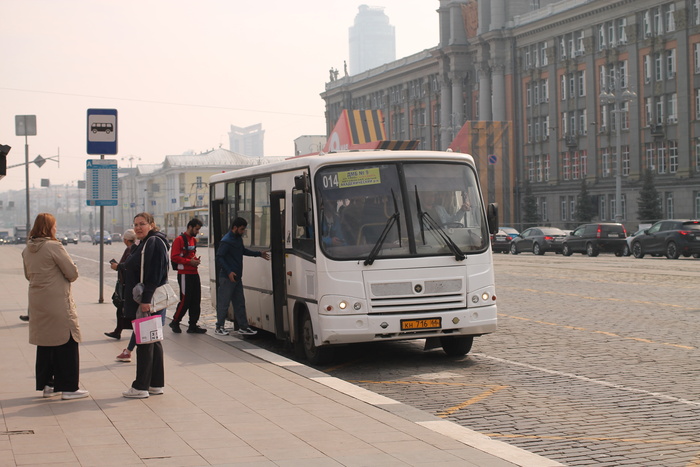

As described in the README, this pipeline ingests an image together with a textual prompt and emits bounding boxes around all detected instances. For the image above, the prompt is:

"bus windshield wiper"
[414,186,465,261]
[364,189,401,266]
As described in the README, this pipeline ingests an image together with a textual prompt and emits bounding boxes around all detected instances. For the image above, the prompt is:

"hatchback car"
[65,231,79,244]
[510,227,567,255]
[55,232,69,246]
[561,223,627,257]
[631,219,700,259]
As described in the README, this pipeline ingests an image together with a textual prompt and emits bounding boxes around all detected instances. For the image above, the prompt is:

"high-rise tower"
[349,5,396,75]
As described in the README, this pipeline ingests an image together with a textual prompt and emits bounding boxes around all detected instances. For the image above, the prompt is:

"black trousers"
[36,334,79,392]
[171,273,201,328]
[132,340,164,391]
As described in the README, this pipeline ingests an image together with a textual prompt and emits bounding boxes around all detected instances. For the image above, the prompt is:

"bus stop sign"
[87,109,118,155]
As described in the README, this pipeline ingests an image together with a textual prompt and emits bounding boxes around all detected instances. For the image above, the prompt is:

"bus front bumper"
[316,305,497,346]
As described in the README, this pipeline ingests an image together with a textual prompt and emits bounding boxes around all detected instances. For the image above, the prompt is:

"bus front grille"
[368,278,465,313]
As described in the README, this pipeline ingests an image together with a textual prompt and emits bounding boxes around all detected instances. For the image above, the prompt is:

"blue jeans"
[216,274,249,329]
[127,308,166,351]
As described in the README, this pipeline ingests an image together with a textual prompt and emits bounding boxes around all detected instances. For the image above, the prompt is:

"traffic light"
[0,144,10,178]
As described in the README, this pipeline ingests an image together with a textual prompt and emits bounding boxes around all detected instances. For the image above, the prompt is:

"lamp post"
[599,78,636,223]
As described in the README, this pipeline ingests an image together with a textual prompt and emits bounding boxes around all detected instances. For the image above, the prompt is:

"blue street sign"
[87,109,118,155]
[86,159,118,206]
[488,154,498,164]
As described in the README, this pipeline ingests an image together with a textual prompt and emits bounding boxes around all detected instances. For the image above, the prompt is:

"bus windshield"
[315,161,488,260]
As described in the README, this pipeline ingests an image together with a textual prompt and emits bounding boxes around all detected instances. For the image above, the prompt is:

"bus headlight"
[320,296,366,315]
[469,288,496,307]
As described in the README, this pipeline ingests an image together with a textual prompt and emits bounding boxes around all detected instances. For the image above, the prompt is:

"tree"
[637,169,662,222]
[522,180,539,228]
[574,178,595,222]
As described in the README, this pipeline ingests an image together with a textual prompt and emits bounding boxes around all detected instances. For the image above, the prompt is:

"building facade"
[322,0,700,230]
[229,124,265,157]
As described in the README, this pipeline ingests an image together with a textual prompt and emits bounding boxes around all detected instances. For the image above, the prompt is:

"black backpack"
[171,233,190,271]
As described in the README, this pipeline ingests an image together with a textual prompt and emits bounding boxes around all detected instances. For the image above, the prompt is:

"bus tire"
[299,310,333,365]
[440,335,473,356]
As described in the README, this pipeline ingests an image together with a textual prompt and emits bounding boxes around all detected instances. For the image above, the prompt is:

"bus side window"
[292,190,314,257]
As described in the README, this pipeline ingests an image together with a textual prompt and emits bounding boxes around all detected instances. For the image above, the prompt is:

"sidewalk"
[0,245,561,466]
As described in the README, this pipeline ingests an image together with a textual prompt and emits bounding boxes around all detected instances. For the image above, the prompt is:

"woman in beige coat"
[22,213,88,400]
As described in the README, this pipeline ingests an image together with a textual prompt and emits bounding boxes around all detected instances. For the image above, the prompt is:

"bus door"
[270,191,287,339]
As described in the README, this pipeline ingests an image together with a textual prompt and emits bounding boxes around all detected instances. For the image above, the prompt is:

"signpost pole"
[99,154,105,303]
[24,136,30,235]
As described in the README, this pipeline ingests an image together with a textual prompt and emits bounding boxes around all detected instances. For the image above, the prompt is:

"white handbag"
[132,236,178,310]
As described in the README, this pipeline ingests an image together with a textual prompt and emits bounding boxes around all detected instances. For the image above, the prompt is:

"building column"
[451,72,464,140]
[491,63,506,121]
[478,63,492,121]
[440,76,453,149]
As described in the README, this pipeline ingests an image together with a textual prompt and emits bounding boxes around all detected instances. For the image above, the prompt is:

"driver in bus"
[423,191,471,226]
[321,198,345,247]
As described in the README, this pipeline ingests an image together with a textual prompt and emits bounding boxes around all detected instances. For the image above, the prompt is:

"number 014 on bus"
[208,150,499,364]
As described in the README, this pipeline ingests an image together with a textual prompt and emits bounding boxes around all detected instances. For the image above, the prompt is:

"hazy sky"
[0,0,439,192]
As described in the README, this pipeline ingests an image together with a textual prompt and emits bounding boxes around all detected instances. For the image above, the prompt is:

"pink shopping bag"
[132,314,163,344]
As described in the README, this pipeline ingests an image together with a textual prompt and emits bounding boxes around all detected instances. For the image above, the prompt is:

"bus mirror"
[294,173,309,192]
[487,203,499,235]
[293,192,312,227]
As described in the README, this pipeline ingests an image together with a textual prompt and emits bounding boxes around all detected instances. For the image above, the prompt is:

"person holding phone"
[104,229,137,341]
[169,218,206,334]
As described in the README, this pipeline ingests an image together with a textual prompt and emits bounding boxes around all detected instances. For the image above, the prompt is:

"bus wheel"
[299,311,333,365]
[440,336,473,356]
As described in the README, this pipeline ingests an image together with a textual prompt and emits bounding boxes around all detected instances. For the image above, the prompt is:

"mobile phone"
[109,259,117,264]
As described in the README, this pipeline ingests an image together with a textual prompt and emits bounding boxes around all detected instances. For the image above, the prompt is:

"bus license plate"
[401,318,441,330]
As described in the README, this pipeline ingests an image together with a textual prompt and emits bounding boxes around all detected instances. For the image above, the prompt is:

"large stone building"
[322,0,700,230]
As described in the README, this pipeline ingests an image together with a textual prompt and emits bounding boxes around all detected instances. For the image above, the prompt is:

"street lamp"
[599,78,636,223]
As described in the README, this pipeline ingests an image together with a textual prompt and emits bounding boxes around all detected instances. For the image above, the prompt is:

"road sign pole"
[99,154,105,304]
[24,136,30,235]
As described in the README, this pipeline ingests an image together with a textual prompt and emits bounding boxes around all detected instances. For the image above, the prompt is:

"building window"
[563,152,570,180]
[669,141,678,174]
[536,155,542,182]
[665,3,675,32]
[667,49,676,78]
[541,42,548,66]
[542,79,549,102]
[646,143,656,171]
[544,154,550,181]
[696,89,700,119]
[666,193,674,218]
[655,53,663,81]
[600,195,606,221]
[561,75,567,100]
[581,150,588,177]
[667,93,677,123]
[598,25,606,50]
[696,140,700,172]
[578,71,585,97]
[602,148,610,177]
[622,146,630,176]
[695,193,700,218]
[570,198,576,221]
[644,55,652,83]
[541,198,548,221]
[528,157,534,182]
[561,199,567,221]
[695,0,700,26]
[618,18,627,44]
[658,145,667,174]
[695,44,700,74]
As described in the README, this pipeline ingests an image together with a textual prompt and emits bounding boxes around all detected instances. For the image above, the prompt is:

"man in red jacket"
[169,218,206,334]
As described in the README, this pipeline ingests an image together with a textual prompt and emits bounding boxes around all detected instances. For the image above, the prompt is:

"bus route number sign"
[321,168,381,189]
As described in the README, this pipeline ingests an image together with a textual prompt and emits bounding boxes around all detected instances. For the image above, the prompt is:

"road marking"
[500,313,696,350]
[473,353,700,407]
[485,432,700,446]
[348,380,508,417]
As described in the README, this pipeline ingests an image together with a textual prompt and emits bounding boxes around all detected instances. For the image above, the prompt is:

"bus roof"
[208,150,476,185]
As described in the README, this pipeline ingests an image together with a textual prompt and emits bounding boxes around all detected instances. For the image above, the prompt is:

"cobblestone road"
[70,243,700,465]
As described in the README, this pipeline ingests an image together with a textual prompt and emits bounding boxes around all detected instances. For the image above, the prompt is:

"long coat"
[22,237,80,346]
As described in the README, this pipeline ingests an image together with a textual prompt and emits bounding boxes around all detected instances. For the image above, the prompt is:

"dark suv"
[561,223,627,257]
[631,219,700,259]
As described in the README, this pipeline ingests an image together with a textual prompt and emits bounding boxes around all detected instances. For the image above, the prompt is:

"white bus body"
[209,151,498,363]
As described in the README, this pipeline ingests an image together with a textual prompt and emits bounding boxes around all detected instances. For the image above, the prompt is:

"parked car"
[65,231,79,244]
[510,227,567,255]
[631,219,700,259]
[55,232,69,245]
[491,229,516,253]
[622,228,646,256]
[92,230,112,245]
[500,226,520,238]
[561,223,627,257]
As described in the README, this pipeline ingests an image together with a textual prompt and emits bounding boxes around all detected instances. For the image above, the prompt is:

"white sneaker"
[148,387,164,395]
[122,387,149,399]
[43,386,60,398]
[238,327,257,336]
[214,327,229,336]
[62,389,89,400]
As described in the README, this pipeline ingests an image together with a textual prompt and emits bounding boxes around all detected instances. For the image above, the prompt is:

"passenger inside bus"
[320,198,345,247]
